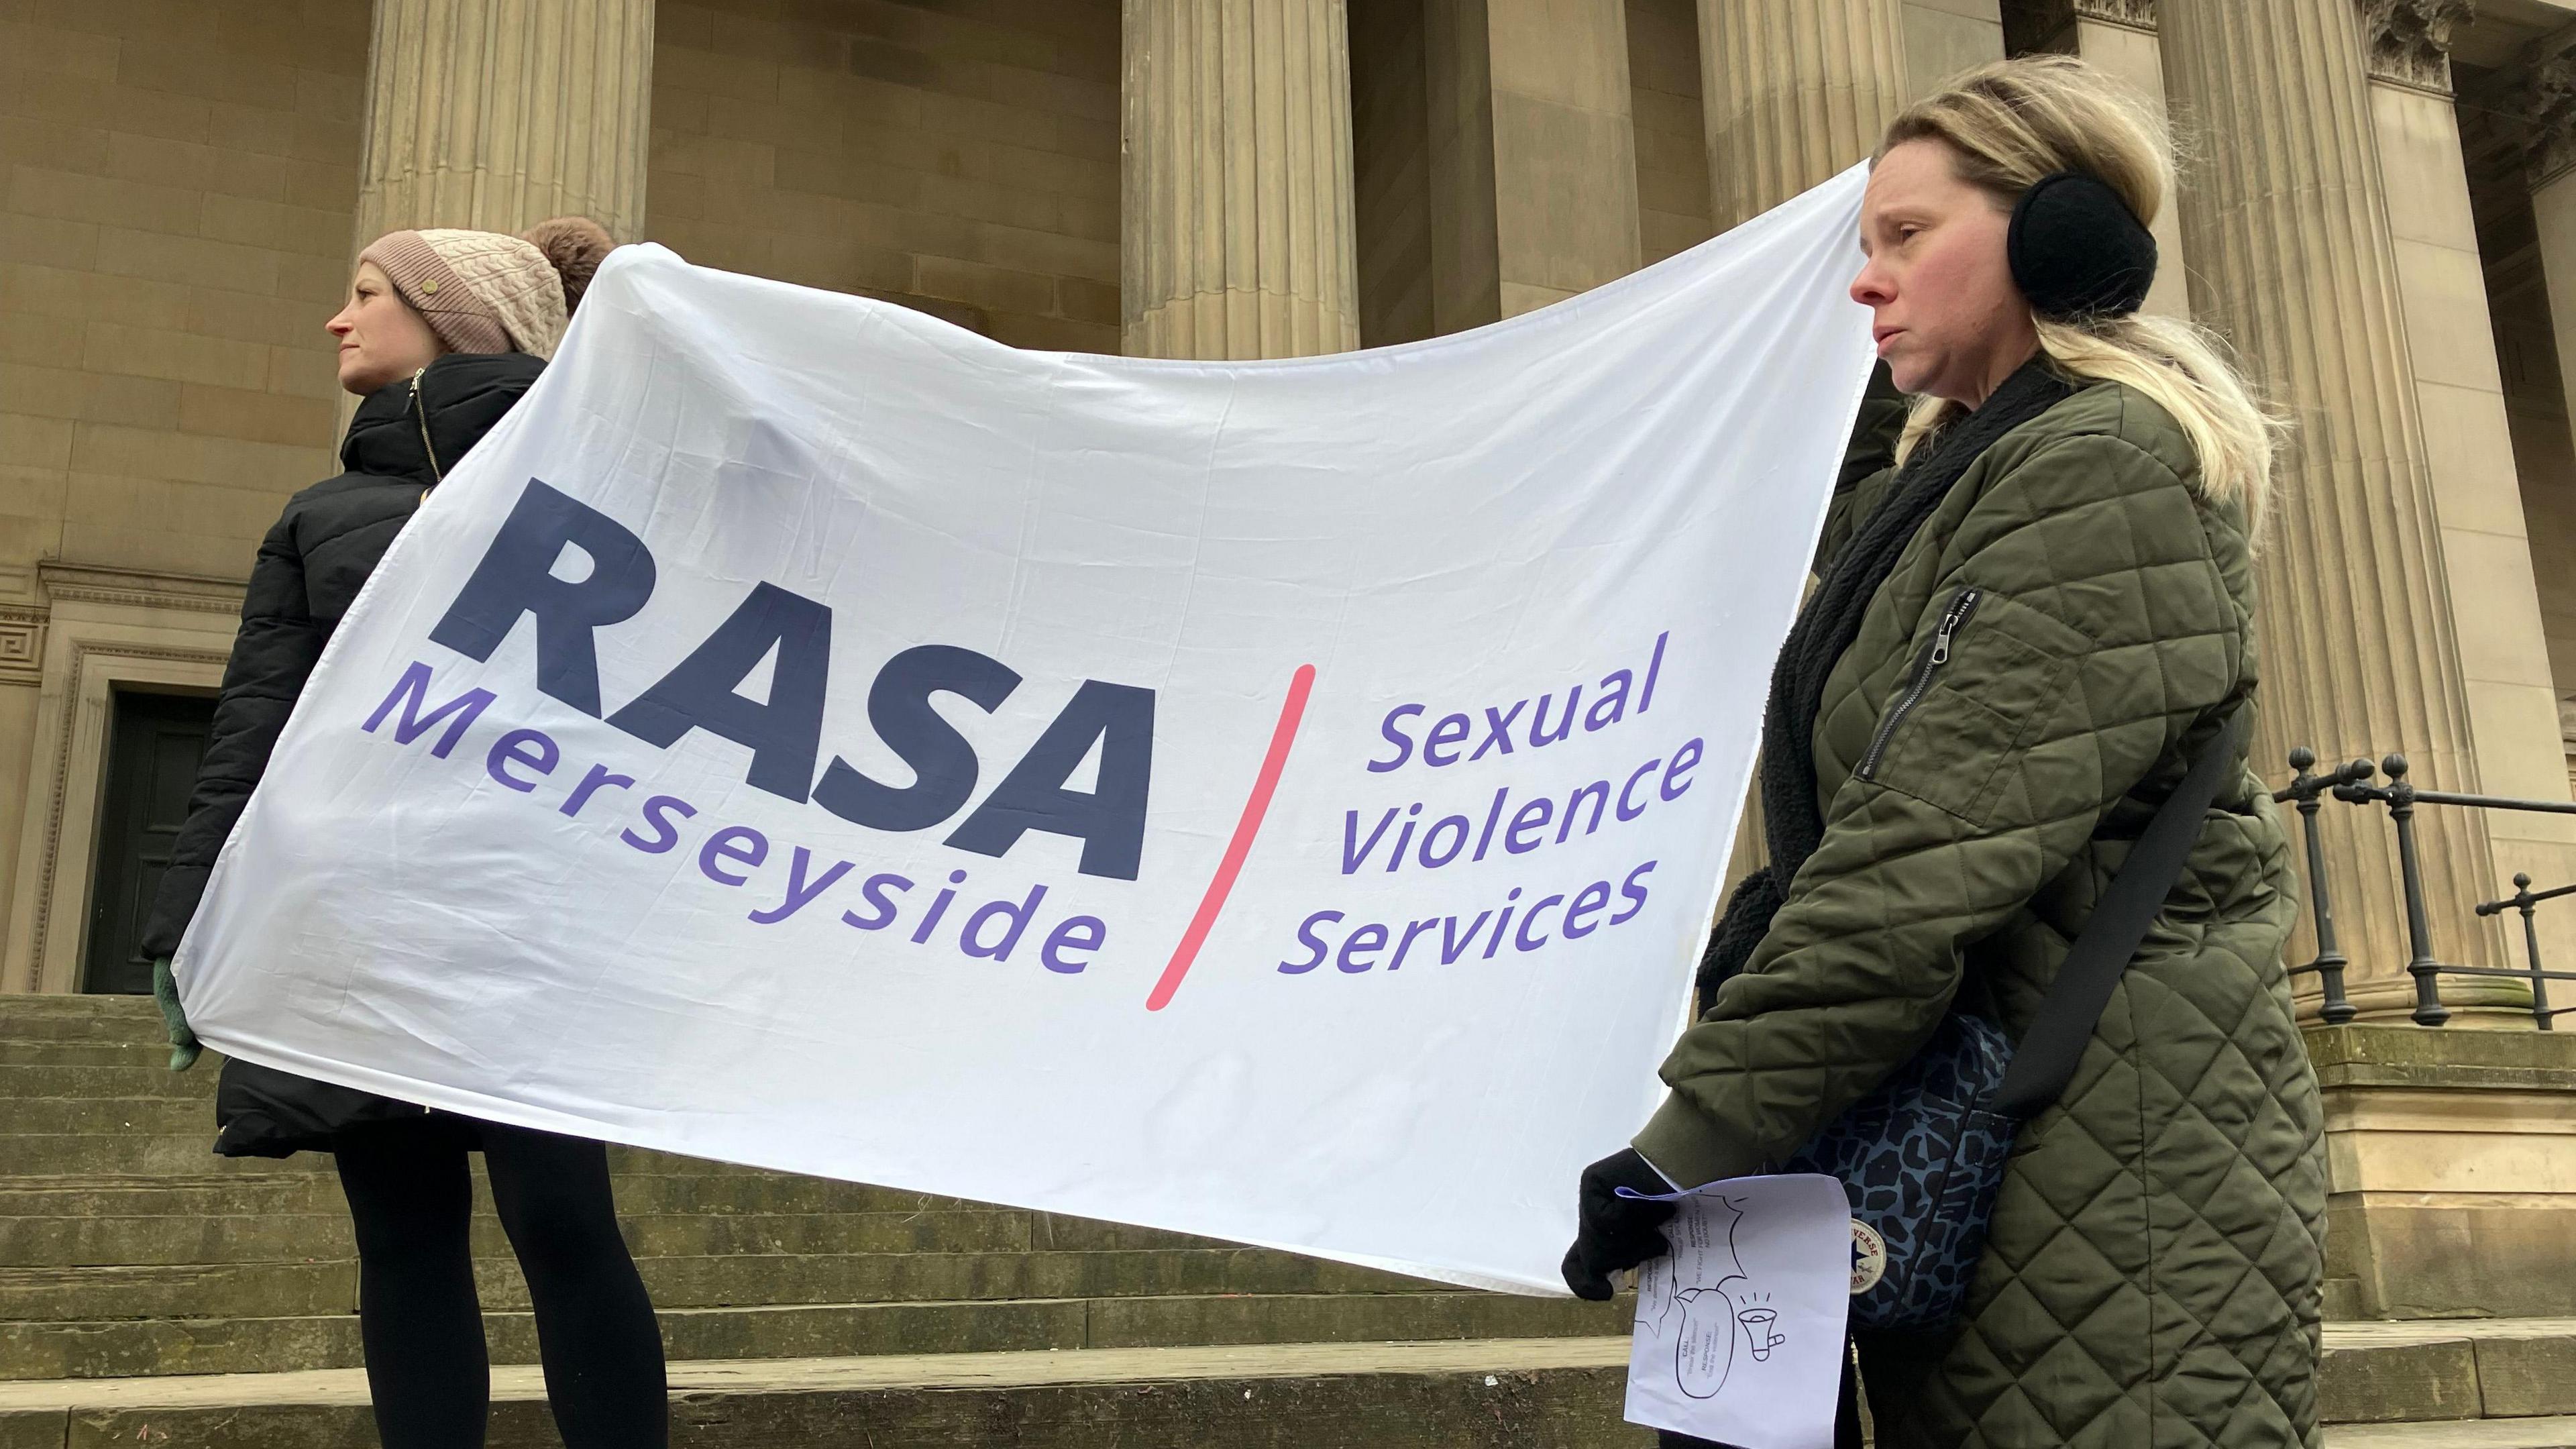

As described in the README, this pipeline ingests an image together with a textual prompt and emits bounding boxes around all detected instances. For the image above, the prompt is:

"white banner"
[179,167,1874,1294]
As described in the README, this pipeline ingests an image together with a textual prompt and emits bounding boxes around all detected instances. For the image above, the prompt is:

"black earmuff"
[2007,172,2157,321]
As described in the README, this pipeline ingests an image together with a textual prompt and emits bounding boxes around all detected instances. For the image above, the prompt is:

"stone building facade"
[3,0,2574,1320]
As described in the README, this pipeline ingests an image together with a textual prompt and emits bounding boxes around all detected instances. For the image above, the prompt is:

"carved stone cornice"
[34,562,245,616]
[1999,0,2155,45]
[2076,0,2157,29]
[0,606,43,687]
[2514,48,2576,188]
[2358,0,2475,95]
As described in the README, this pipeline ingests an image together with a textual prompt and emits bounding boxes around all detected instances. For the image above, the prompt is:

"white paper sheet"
[1625,1173,1853,1447]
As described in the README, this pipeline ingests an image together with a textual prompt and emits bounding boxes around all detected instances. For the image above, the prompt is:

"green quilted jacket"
[1634,376,2327,1447]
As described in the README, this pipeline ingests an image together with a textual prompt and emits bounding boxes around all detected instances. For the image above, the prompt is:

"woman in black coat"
[146,219,669,1449]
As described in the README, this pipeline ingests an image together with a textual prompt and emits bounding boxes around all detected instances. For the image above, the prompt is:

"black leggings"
[333,1116,667,1449]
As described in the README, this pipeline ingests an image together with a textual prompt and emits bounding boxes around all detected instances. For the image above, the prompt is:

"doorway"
[82,690,216,994]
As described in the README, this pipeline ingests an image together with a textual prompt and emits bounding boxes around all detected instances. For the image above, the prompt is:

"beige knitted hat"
[358,218,614,360]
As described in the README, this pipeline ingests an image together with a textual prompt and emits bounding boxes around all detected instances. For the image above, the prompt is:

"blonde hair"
[1878,55,2281,539]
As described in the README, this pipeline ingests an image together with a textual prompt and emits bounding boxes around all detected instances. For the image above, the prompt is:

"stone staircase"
[0,994,2571,1446]
[0,994,1639,1445]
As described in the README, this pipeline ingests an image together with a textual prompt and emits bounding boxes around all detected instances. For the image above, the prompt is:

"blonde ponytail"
[1880,55,2284,541]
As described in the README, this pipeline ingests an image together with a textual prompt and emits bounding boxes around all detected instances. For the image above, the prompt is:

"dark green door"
[84,690,216,995]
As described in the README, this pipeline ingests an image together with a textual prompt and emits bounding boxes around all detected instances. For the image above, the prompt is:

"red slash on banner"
[1146,663,1318,1012]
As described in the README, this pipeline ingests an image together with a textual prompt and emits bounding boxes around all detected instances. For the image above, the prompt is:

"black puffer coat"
[142,352,545,1157]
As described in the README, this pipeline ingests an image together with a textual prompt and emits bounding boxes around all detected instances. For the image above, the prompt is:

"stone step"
[0,1063,220,1099]
[0,994,163,1042]
[2326,1420,2576,1449]
[1,1097,216,1136]
[0,1039,199,1067]
[0,1206,1049,1267]
[0,1289,1630,1381]
[0,1245,1442,1322]
[0,1337,1649,1448]
[2320,1318,2576,1426]
[0,1173,337,1220]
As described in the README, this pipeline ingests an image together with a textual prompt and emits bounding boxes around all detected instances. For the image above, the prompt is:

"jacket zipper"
[409,366,443,494]
[1857,586,1982,781]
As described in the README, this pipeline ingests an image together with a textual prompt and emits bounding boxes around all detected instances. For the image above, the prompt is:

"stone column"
[1419,0,1640,328]
[2364,4,2576,1002]
[1121,0,1362,360]
[353,0,655,250]
[2524,50,2576,447]
[2159,0,2500,1015]
[1697,0,1909,231]
[2000,1,2190,318]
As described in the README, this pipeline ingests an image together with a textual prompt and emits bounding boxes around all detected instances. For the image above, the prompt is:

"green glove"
[151,957,200,1072]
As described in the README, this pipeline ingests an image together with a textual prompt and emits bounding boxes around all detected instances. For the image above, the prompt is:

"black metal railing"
[2275,747,2576,1029]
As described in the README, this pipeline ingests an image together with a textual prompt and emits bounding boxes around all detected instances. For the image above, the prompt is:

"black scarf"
[1696,359,2074,1003]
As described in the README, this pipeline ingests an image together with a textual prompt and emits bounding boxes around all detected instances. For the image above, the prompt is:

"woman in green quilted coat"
[1563,56,2328,1448]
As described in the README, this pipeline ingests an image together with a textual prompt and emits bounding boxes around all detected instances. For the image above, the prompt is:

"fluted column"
[2520,49,2576,447]
[1697,0,1909,231]
[353,0,653,248]
[2159,0,2501,1013]
[1122,0,1361,360]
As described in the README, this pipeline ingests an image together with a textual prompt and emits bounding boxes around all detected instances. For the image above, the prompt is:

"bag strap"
[1989,706,2250,1121]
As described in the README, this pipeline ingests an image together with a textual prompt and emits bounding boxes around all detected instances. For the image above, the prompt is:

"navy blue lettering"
[428,480,655,716]
[812,645,1020,832]
[607,582,831,802]
[946,680,1155,881]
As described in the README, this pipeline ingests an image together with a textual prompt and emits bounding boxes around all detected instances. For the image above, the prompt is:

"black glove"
[1561,1146,1678,1300]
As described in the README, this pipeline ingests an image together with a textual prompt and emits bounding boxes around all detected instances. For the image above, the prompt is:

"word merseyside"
[427,479,1155,881]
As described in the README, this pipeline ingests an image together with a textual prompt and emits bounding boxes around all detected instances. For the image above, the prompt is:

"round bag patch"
[1850,1219,1887,1294]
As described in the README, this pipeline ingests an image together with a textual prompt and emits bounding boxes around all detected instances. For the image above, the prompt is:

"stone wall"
[645,0,1121,355]
[0,0,371,987]
[1352,0,1435,347]
[1627,0,1711,266]
[0,0,367,582]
